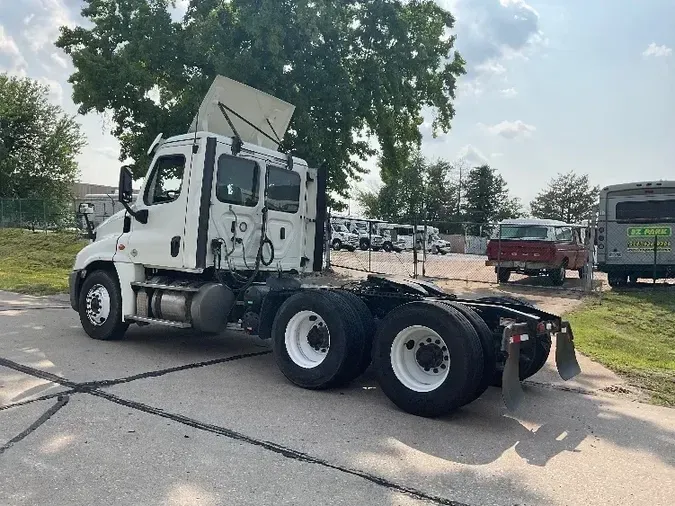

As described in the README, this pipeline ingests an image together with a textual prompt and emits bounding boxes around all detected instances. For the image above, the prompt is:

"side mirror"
[78,203,94,215]
[118,166,134,203]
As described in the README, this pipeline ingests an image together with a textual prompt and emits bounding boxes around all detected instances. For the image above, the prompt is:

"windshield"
[499,225,550,240]
[332,223,348,233]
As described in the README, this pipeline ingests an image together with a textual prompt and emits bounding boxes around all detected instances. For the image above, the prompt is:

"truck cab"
[69,76,324,338]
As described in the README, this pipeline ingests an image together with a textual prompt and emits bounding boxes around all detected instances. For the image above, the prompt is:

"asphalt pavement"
[1,290,674,506]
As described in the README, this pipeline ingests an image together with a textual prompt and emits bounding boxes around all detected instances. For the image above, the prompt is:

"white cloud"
[37,76,63,104]
[475,60,506,75]
[642,43,672,58]
[22,0,76,52]
[484,120,536,139]
[457,144,489,166]
[499,87,518,98]
[491,152,504,158]
[91,146,120,160]
[0,25,21,57]
[0,24,28,74]
[50,51,68,68]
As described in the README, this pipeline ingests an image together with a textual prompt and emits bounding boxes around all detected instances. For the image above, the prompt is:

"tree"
[530,171,599,223]
[0,74,85,201]
[356,151,457,223]
[461,165,522,234]
[57,0,465,206]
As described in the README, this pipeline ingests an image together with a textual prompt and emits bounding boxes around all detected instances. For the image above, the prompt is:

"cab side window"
[216,155,260,207]
[267,166,301,213]
[555,227,573,241]
[144,155,186,206]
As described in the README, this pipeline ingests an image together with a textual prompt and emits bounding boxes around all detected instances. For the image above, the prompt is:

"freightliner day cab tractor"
[69,76,581,417]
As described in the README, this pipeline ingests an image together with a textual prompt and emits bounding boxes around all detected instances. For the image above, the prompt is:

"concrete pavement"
[1,290,673,505]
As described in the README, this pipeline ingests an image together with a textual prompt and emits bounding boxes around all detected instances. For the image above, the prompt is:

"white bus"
[597,180,675,286]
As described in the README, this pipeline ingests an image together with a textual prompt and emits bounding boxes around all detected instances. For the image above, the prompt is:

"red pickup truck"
[485,219,588,285]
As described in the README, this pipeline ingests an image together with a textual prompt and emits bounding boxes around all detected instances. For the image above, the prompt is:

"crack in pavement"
[91,389,471,506]
[79,350,272,389]
[0,306,70,312]
[0,355,474,506]
[0,395,70,455]
[0,391,71,412]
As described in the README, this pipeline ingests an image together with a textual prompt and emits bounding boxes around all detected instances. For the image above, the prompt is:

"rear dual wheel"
[373,301,490,417]
[271,290,375,389]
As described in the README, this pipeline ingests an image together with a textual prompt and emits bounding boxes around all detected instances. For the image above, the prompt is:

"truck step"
[124,315,192,328]
[130,281,201,292]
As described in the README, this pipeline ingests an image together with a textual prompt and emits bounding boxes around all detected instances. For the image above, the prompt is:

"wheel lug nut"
[440,364,446,369]
[321,349,326,353]
[444,355,449,361]
[433,368,439,373]
[405,340,415,350]
[426,338,432,343]
[441,346,447,352]
[424,367,430,372]
[435,339,440,345]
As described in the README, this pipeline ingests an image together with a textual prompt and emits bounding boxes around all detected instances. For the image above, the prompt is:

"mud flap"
[501,322,529,411]
[556,321,581,381]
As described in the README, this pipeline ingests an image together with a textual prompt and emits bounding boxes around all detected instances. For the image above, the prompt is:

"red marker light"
[118,244,126,250]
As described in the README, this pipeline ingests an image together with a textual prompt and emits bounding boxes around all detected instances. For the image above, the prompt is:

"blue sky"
[1,1,673,211]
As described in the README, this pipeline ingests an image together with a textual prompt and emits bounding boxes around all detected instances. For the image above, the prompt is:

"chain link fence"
[0,196,129,233]
[327,216,600,293]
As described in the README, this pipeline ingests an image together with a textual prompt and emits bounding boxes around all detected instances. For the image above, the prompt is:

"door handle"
[171,236,181,257]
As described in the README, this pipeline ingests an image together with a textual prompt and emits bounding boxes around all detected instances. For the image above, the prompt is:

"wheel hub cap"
[85,284,111,327]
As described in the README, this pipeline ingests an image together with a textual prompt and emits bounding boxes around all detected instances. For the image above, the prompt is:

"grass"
[567,290,675,406]
[0,228,87,295]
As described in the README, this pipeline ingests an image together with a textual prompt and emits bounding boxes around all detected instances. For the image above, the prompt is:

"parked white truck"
[68,76,580,417]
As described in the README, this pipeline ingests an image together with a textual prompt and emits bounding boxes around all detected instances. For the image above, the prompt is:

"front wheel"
[78,269,129,340]
[497,268,511,283]
[331,239,342,251]
[382,242,393,252]
[549,265,566,286]
[359,238,370,251]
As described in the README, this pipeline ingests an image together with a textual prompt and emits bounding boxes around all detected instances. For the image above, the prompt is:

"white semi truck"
[68,76,580,417]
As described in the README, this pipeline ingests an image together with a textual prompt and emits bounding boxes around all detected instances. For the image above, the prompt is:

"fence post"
[585,222,594,293]
[412,221,418,279]
[325,213,331,269]
[653,234,658,284]
[497,223,503,284]
[368,220,372,273]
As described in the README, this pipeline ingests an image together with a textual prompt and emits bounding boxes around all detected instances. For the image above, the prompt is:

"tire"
[549,265,566,286]
[78,269,129,341]
[373,301,483,417]
[271,290,365,390]
[608,273,627,287]
[383,242,393,253]
[331,239,342,251]
[359,238,370,251]
[331,290,376,378]
[438,302,496,403]
[497,268,511,283]
[578,267,586,279]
